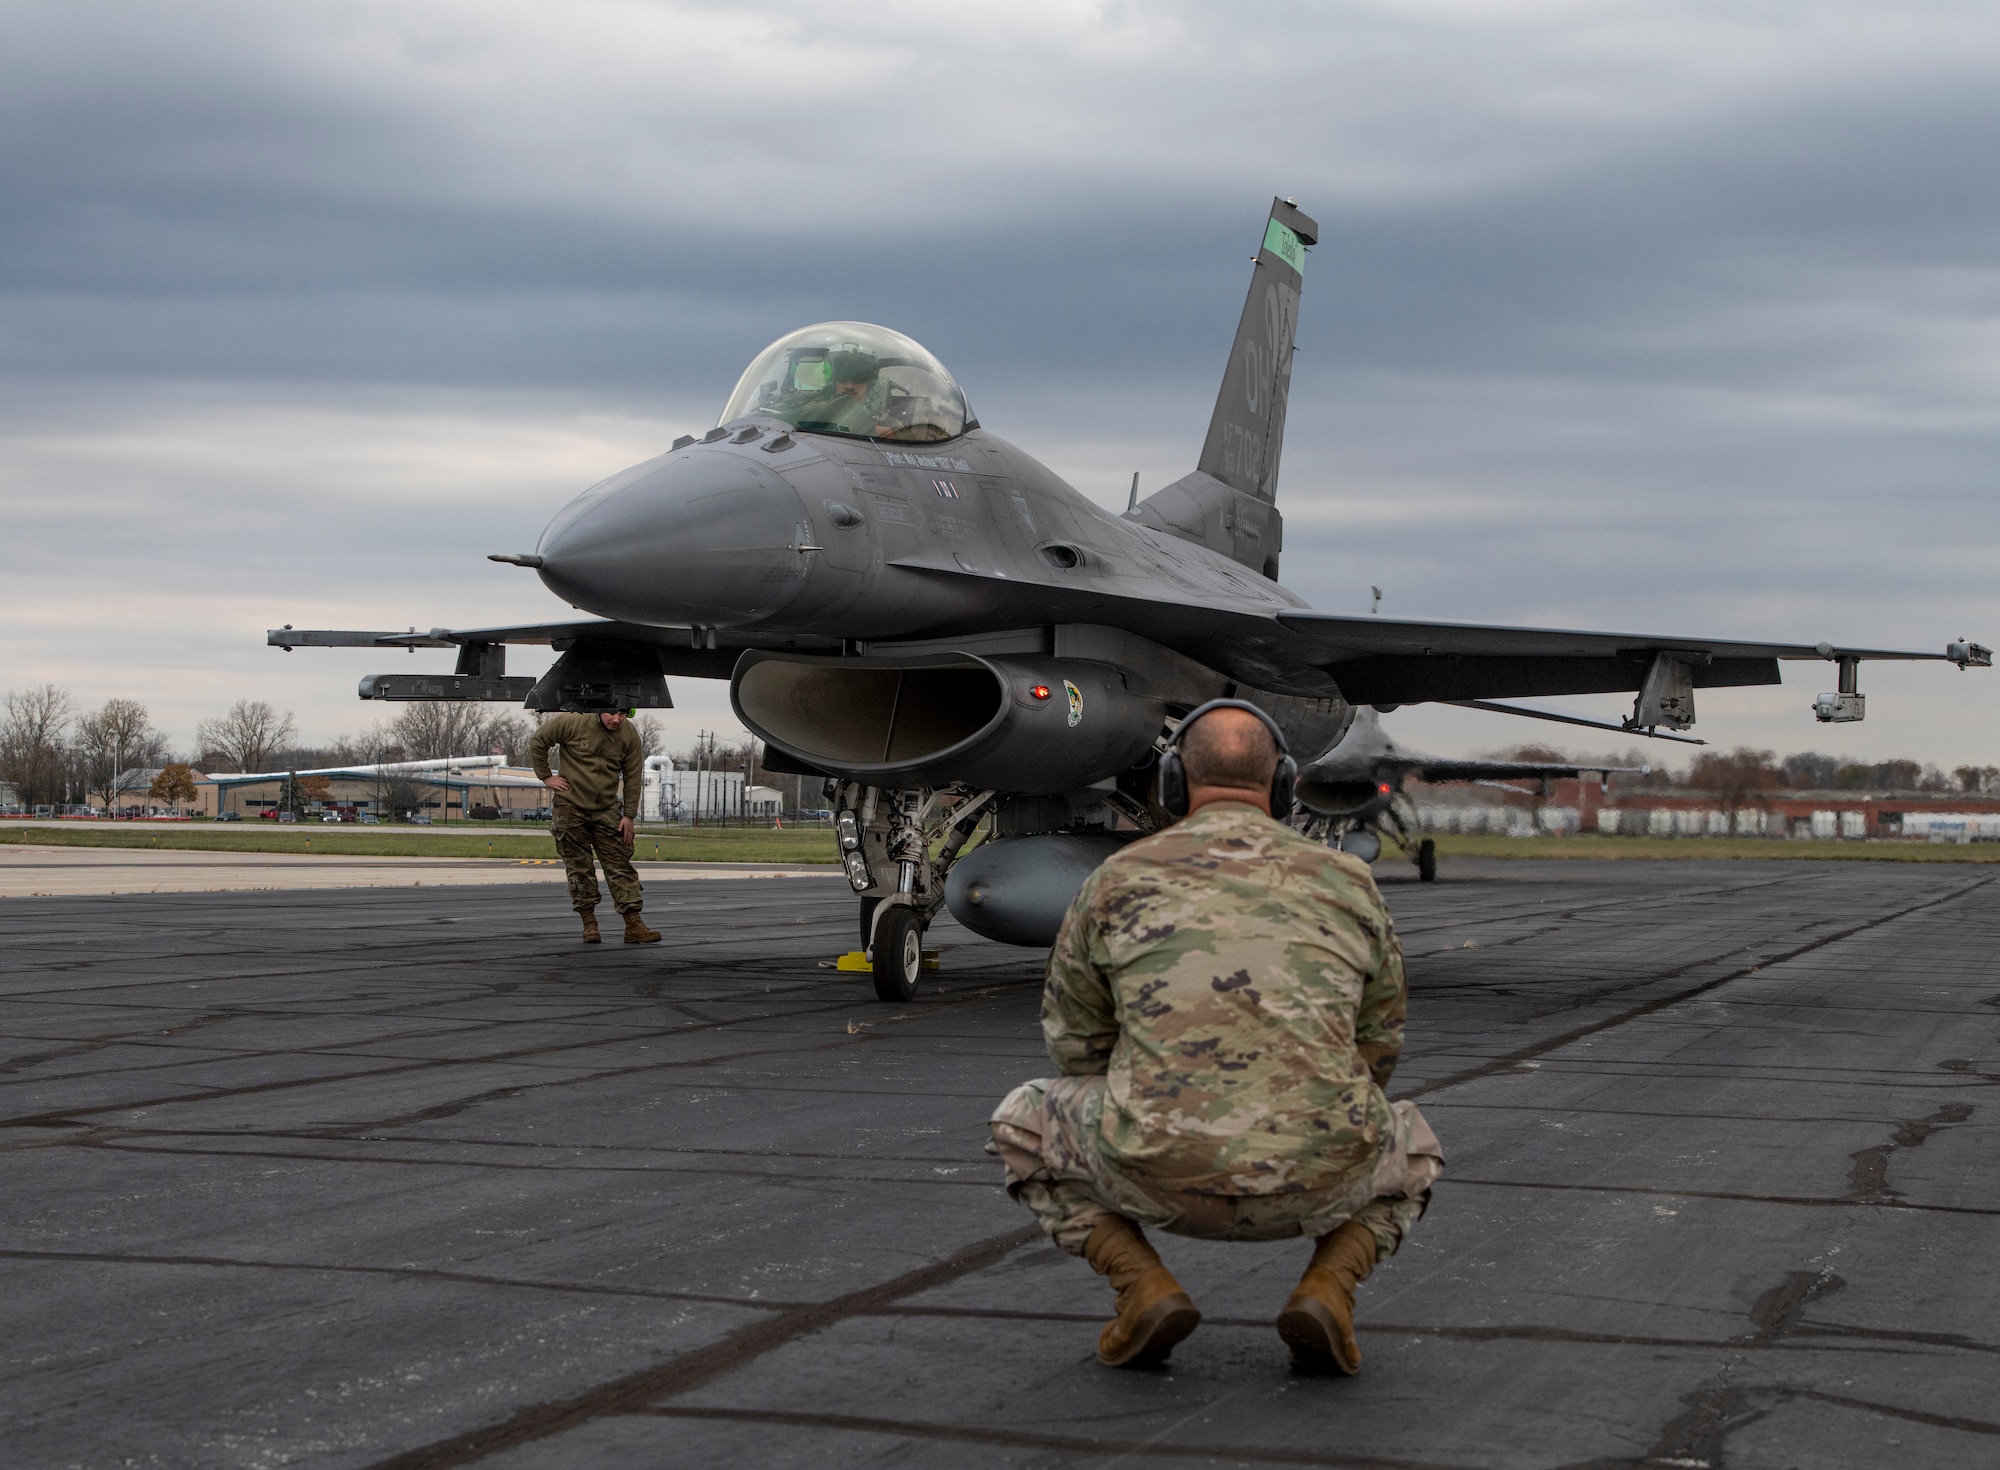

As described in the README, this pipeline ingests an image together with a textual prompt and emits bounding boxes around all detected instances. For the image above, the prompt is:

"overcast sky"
[4,0,1997,767]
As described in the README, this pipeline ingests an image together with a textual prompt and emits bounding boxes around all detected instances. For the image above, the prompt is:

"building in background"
[640,756,753,822]
[85,767,202,818]
[197,756,548,821]
[1409,775,2000,842]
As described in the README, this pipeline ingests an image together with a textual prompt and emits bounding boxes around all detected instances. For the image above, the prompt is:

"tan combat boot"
[1276,1219,1378,1374]
[579,909,601,944]
[1082,1216,1201,1368]
[622,911,662,944]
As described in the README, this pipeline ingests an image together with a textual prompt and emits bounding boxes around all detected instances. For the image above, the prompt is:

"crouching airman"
[989,700,1443,1372]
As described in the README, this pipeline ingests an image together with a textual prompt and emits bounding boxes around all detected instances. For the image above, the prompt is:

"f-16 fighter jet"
[272,198,1989,1000]
[1293,708,1649,880]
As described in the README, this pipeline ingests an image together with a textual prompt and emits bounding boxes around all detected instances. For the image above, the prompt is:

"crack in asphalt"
[1844,1102,1976,1204]
[358,1224,1045,1470]
[1395,873,1996,1102]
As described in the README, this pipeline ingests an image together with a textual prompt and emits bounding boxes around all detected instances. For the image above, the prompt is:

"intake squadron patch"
[1064,679,1083,727]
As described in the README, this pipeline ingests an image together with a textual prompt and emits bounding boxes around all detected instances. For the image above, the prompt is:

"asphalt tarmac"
[0,844,836,898]
[3,858,1995,1468]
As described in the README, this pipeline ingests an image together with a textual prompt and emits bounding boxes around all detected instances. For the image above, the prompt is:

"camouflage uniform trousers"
[551,803,643,915]
[989,1075,1444,1258]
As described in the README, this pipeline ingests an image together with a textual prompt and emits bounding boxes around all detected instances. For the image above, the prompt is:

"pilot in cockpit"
[732,323,965,443]
[788,350,895,438]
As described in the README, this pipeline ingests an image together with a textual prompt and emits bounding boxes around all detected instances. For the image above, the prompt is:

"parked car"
[406,813,433,825]
[278,811,298,823]
[359,813,380,825]
[216,812,242,822]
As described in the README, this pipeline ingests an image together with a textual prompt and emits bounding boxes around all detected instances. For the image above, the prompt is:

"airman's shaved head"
[1180,706,1278,793]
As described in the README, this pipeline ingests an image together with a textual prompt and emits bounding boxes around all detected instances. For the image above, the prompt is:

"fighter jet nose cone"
[536,450,811,625]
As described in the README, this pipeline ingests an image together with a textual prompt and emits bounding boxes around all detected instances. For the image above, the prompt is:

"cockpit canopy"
[719,322,969,444]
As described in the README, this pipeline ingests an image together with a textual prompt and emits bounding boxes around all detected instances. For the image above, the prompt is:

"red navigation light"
[1378,783,1391,795]
[1030,684,1052,700]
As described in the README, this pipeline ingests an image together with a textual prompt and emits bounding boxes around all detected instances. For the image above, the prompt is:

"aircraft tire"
[858,896,880,947]
[872,906,923,1002]
[1417,839,1437,883]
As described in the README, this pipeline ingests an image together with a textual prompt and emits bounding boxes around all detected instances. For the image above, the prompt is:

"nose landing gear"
[871,904,925,1002]
[1303,803,1437,883]
[836,783,998,1002]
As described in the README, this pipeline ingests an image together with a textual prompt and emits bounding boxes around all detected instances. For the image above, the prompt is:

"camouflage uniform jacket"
[527,713,643,818]
[1042,800,1407,1199]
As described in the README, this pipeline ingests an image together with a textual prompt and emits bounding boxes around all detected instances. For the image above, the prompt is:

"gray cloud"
[3,1,1996,761]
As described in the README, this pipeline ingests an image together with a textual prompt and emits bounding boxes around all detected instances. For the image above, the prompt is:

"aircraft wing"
[1270,610,1989,707]
[267,589,1987,725]
[1272,611,1955,664]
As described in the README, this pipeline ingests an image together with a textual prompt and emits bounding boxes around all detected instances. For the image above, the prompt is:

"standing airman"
[528,707,661,946]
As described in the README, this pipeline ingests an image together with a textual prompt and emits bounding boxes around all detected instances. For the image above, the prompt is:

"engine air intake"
[736,657,1003,768]
[732,650,1164,794]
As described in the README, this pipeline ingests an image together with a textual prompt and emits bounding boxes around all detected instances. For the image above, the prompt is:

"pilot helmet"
[827,349,880,386]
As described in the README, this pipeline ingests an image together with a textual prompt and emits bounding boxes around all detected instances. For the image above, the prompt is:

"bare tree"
[480,712,531,763]
[76,699,167,815]
[1782,752,1841,790]
[1830,759,1925,791]
[197,700,296,774]
[1954,764,2000,795]
[385,703,526,761]
[0,684,75,807]
[1687,747,1782,814]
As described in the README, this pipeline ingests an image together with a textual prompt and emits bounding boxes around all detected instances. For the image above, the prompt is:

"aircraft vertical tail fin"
[1131,198,1315,579]
[1197,197,1316,504]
